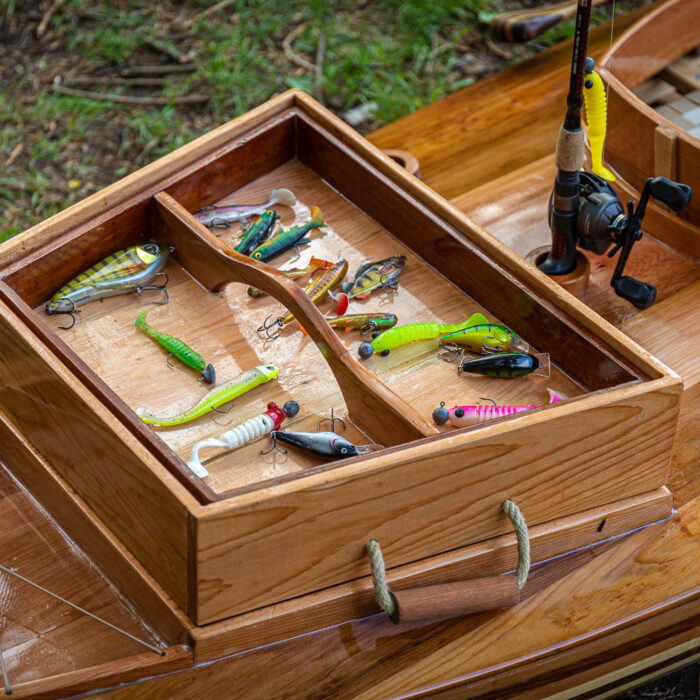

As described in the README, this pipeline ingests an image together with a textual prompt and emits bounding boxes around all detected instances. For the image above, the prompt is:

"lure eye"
[340,447,348,454]
[142,244,158,254]
[454,408,465,418]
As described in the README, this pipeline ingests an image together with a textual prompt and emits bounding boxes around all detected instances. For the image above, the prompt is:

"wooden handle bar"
[490,0,609,43]
[152,191,438,447]
[392,575,520,623]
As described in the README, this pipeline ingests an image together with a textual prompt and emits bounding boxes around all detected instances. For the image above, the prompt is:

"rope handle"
[366,499,530,623]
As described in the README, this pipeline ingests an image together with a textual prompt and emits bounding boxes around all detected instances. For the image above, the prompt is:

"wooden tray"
[0,91,681,626]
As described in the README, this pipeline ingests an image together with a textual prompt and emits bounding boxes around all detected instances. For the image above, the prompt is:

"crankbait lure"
[583,63,615,182]
[432,388,565,427]
[259,259,349,339]
[438,323,529,355]
[325,313,398,334]
[135,310,215,383]
[250,206,325,262]
[269,430,382,459]
[137,364,279,427]
[195,188,296,228]
[341,255,407,300]
[246,257,334,298]
[234,209,279,255]
[459,352,550,378]
[187,400,300,477]
[358,312,488,359]
[46,243,170,330]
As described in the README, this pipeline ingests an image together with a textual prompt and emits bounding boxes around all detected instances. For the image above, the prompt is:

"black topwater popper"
[536,0,692,310]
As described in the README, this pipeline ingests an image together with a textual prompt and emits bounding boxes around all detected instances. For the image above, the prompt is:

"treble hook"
[136,272,169,305]
[256,315,283,340]
[261,433,288,456]
[317,408,346,432]
[55,298,79,330]
[287,244,303,264]
[456,352,473,375]
[438,342,462,364]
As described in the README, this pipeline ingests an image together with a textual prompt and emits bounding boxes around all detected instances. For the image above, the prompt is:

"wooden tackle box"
[0,90,682,631]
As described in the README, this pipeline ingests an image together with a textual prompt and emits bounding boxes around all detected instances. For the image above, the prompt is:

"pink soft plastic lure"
[432,388,565,427]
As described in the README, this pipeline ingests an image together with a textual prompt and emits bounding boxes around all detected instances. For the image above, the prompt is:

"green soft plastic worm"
[358,312,488,358]
[135,310,215,383]
[138,365,279,427]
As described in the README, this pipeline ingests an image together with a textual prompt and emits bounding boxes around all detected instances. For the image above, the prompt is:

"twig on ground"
[117,64,197,78]
[5,143,24,167]
[485,35,513,60]
[65,76,166,87]
[36,0,65,38]
[138,34,190,64]
[50,85,210,105]
[180,0,237,30]
[283,22,316,72]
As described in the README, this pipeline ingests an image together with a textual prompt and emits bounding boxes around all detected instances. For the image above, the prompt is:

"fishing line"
[0,564,165,656]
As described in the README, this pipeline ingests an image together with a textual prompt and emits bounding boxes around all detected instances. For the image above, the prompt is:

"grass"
[0,0,634,241]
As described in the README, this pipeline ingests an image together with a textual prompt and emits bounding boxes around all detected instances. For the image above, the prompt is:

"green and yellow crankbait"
[46,243,170,329]
[358,312,488,358]
[135,310,215,383]
[138,365,279,427]
[438,323,528,355]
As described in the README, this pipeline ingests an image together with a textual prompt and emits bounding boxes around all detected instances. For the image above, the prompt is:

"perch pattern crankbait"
[358,312,488,358]
[186,400,300,478]
[438,323,529,355]
[459,352,549,378]
[325,313,398,334]
[250,206,325,262]
[246,257,334,298]
[269,430,383,459]
[46,243,170,330]
[138,364,279,427]
[195,188,296,228]
[432,388,565,427]
[135,310,215,383]
[234,209,278,255]
[341,255,407,300]
[259,259,348,339]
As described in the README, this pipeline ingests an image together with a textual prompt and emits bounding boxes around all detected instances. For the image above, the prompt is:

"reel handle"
[648,177,692,212]
[612,276,656,310]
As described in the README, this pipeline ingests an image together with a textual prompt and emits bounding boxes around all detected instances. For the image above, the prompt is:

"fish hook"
[360,321,377,336]
[479,397,498,408]
[56,298,79,330]
[256,315,283,341]
[438,343,462,364]
[287,244,303,264]
[317,408,346,432]
[260,433,288,456]
[456,351,472,374]
[136,273,169,305]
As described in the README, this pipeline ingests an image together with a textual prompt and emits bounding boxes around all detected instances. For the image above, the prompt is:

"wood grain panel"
[191,487,671,663]
[194,377,680,623]
[0,300,194,611]
[0,408,190,642]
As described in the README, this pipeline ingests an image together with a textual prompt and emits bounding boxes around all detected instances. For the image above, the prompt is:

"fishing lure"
[250,206,325,262]
[135,310,215,384]
[583,65,615,182]
[137,364,279,427]
[358,312,488,359]
[234,209,279,255]
[341,255,407,300]
[195,188,296,228]
[186,400,300,477]
[438,323,529,356]
[45,243,170,330]
[246,257,334,298]
[459,352,550,378]
[259,259,349,339]
[325,313,398,334]
[432,389,565,427]
[269,430,382,459]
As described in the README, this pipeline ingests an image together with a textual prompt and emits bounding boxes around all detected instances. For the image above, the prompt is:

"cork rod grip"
[391,575,520,623]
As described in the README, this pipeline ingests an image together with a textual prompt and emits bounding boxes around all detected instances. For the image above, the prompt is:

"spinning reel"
[540,171,692,309]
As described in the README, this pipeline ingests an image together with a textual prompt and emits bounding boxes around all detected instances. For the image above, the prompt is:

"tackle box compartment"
[0,90,681,627]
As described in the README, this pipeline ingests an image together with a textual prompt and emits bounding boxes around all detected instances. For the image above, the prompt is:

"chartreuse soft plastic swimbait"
[250,206,325,262]
[583,61,615,182]
[358,312,488,358]
[187,400,300,478]
[325,313,398,334]
[135,310,215,383]
[432,388,565,427]
[459,352,550,378]
[438,323,529,355]
[235,209,279,255]
[46,243,170,329]
[138,365,279,427]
